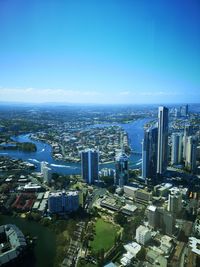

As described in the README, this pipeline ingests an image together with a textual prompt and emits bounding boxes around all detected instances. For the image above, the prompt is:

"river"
[0,214,56,267]
[0,118,152,174]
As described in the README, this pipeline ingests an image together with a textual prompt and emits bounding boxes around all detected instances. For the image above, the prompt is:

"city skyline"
[0,1,200,104]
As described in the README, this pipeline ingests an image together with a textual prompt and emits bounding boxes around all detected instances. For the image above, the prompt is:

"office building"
[136,225,151,245]
[157,106,169,175]
[162,210,175,236]
[171,133,183,165]
[147,205,158,228]
[48,191,79,213]
[148,206,175,236]
[81,149,99,184]
[135,189,152,204]
[115,151,128,187]
[142,125,158,185]
[124,186,138,198]
[183,125,193,160]
[185,136,197,173]
[168,193,182,215]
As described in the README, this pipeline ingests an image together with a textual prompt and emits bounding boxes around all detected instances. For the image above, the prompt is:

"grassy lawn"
[91,218,119,253]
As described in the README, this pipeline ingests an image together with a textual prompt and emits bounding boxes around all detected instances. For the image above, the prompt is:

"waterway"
[0,214,56,267]
[0,118,152,174]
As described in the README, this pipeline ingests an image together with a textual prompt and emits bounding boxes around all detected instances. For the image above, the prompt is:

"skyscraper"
[183,125,193,160]
[171,133,183,165]
[157,106,169,175]
[142,125,158,185]
[81,149,99,184]
[180,104,189,117]
[185,136,197,173]
[41,161,52,184]
[115,151,129,187]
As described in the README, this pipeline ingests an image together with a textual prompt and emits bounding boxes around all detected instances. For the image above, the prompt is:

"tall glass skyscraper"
[157,106,169,175]
[81,149,99,184]
[142,125,158,185]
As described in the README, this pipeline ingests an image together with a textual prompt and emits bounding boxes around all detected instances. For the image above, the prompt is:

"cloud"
[0,87,103,103]
[139,91,181,96]
[0,87,199,104]
[119,91,131,95]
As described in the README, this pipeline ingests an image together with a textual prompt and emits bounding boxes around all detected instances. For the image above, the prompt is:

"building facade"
[48,191,79,213]
[115,151,129,187]
[185,136,197,173]
[41,161,52,184]
[171,133,183,165]
[142,125,158,185]
[168,193,182,215]
[157,106,169,175]
[136,225,151,245]
[81,149,99,184]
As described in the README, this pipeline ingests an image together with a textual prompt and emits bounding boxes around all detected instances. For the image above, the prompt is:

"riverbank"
[0,142,37,152]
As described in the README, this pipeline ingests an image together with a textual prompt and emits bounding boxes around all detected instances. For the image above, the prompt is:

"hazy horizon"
[0,1,200,104]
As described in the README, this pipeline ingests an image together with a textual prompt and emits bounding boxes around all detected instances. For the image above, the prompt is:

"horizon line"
[0,100,198,106]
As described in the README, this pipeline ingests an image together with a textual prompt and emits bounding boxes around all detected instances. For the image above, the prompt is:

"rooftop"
[148,205,157,212]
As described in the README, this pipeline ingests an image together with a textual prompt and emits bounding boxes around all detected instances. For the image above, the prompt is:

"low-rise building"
[0,224,27,266]
[154,183,172,197]
[121,203,137,216]
[135,189,152,204]
[189,237,200,256]
[123,186,138,199]
[120,242,141,266]
[146,249,167,267]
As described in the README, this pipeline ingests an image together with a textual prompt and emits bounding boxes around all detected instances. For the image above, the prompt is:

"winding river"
[0,118,152,174]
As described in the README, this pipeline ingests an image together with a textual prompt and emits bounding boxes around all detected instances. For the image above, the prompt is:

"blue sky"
[0,0,200,104]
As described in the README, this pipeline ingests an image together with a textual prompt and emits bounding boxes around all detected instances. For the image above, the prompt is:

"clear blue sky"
[0,0,200,104]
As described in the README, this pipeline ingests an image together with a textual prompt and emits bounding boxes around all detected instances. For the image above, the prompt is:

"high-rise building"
[41,161,48,173]
[174,108,180,118]
[142,125,158,185]
[147,205,158,228]
[168,193,182,215]
[161,209,175,236]
[185,136,197,173]
[81,149,99,184]
[178,133,183,163]
[136,225,151,245]
[115,151,128,187]
[157,106,169,175]
[48,191,79,213]
[41,161,52,184]
[183,125,193,160]
[148,206,175,236]
[180,104,189,117]
[171,133,183,165]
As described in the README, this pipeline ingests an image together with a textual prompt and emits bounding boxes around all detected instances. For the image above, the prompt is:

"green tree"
[136,247,146,261]
[114,213,127,226]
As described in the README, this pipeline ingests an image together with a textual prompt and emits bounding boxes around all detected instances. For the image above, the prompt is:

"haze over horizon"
[0,0,200,104]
